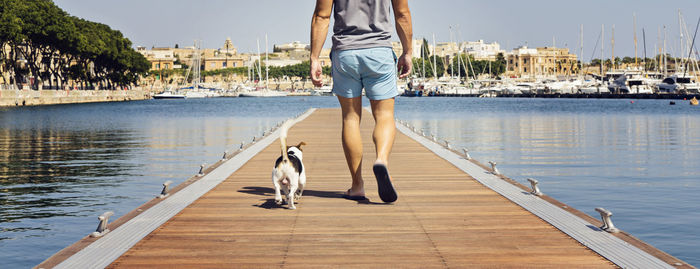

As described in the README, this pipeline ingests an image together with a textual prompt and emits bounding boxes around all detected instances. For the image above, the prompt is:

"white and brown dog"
[272,121,306,209]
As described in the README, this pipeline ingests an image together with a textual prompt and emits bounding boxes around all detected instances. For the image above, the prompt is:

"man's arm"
[392,0,413,79]
[310,0,333,87]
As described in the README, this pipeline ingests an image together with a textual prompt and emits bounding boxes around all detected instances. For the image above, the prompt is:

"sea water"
[0,97,698,267]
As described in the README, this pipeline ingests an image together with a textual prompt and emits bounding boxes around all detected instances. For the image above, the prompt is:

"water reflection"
[396,98,700,266]
[0,129,141,223]
[0,97,338,268]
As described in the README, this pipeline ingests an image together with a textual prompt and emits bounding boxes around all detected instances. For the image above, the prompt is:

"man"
[310,0,413,203]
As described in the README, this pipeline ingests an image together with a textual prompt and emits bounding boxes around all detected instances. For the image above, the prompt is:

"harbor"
[35,108,692,268]
[2,0,700,268]
[0,97,697,267]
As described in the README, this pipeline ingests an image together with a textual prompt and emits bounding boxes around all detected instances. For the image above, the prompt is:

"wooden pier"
[38,108,693,268]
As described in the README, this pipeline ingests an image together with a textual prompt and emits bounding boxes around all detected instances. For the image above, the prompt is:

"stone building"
[461,40,504,61]
[505,46,578,78]
[136,47,176,71]
[391,39,426,59]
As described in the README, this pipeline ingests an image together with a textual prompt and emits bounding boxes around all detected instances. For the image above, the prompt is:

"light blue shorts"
[331,47,398,100]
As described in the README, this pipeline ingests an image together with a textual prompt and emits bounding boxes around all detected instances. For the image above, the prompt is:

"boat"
[607,72,654,94]
[657,75,700,94]
[239,87,288,97]
[153,91,186,99]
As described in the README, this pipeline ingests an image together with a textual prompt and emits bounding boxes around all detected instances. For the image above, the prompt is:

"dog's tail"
[279,120,293,163]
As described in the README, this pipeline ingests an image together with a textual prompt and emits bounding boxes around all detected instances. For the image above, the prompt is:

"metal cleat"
[222,150,229,160]
[90,211,114,238]
[239,142,244,150]
[444,140,452,149]
[197,163,206,177]
[595,208,620,233]
[489,161,500,175]
[462,148,472,160]
[158,180,174,198]
[431,135,437,142]
[527,178,543,196]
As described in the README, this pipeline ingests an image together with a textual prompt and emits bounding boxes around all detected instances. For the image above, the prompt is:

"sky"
[53,0,700,62]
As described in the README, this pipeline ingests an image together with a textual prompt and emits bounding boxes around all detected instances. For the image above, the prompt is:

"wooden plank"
[107,108,615,268]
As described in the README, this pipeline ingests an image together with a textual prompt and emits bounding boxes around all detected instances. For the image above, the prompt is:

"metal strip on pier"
[395,122,674,269]
[53,108,317,269]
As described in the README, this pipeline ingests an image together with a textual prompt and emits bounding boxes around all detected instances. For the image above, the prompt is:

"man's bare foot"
[343,188,367,201]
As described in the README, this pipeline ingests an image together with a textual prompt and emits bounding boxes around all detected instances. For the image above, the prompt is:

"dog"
[271,120,307,209]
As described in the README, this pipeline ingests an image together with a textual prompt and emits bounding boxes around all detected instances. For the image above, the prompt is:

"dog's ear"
[296,142,307,150]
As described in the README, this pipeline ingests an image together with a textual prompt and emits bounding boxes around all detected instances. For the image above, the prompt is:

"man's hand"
[310,59,323,87]
[397,53,412,79]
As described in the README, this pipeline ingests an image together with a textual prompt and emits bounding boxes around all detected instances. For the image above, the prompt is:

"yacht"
[607,73,654,94]
[153,91,186,99]
[239,87,288,97]
[657,75,700,94]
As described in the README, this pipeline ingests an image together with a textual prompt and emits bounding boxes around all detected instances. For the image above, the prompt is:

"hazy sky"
[53,0,700,61]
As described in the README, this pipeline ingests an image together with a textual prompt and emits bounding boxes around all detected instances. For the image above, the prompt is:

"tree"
[0,0,150,90]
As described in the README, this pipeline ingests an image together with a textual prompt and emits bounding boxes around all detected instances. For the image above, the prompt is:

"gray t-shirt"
[332,0,393,51]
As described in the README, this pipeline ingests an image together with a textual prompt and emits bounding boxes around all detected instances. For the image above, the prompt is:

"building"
[505,46,579,78]
[461,40,505,61]
[137,47,176,71]
[269,41,331,67]
[391,39,426,59]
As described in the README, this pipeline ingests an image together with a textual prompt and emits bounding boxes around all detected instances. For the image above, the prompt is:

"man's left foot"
[373,163,397,203]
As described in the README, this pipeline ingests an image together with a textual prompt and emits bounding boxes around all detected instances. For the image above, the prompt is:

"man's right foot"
[373,163,397,203]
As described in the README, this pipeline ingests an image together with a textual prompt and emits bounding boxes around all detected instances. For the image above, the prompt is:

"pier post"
[527,178,543,196]
[489,161,501,176]
[158,181,174,198]
[462,148,472,160]
[197,164,206,177]
[90,211,114,238]
[595,208,620,233]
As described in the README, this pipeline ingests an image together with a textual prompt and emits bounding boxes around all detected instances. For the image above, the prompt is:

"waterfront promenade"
[38,108,692,268]
[0,88,153,107]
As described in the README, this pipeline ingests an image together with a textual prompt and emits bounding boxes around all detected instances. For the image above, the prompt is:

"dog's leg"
[272,170,283,205]
[287,174,299,210]
[295,171,306,202]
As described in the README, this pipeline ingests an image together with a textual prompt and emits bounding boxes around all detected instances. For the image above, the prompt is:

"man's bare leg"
[338,96,365,197]
[370,97,398,203]
[370,98,396,165]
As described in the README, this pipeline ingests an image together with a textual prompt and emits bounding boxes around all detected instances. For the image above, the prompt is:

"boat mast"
[421,38,425,82]
[265,34,269,90]
[193,40,201,91]
[553,36,556,76]
[679,9,684,72]
[449,27,454,79]
[256,38,262,86]
[634,13,638,68]
[601,24,605,77]
[658,27,662,72]
[682,17,700,78]
[432,33,437,79]
[611,25,615,70]
[663,25,667,76]
[643,28,647,74]
[580,24,584,80]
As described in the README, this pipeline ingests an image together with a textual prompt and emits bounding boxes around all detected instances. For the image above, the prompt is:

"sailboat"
[154,41,210,99]
[239,35,288,97]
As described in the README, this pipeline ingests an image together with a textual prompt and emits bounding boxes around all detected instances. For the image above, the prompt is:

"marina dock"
[38,108,692,268]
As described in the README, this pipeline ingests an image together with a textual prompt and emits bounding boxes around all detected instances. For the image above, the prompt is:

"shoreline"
[0,88,154,107]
